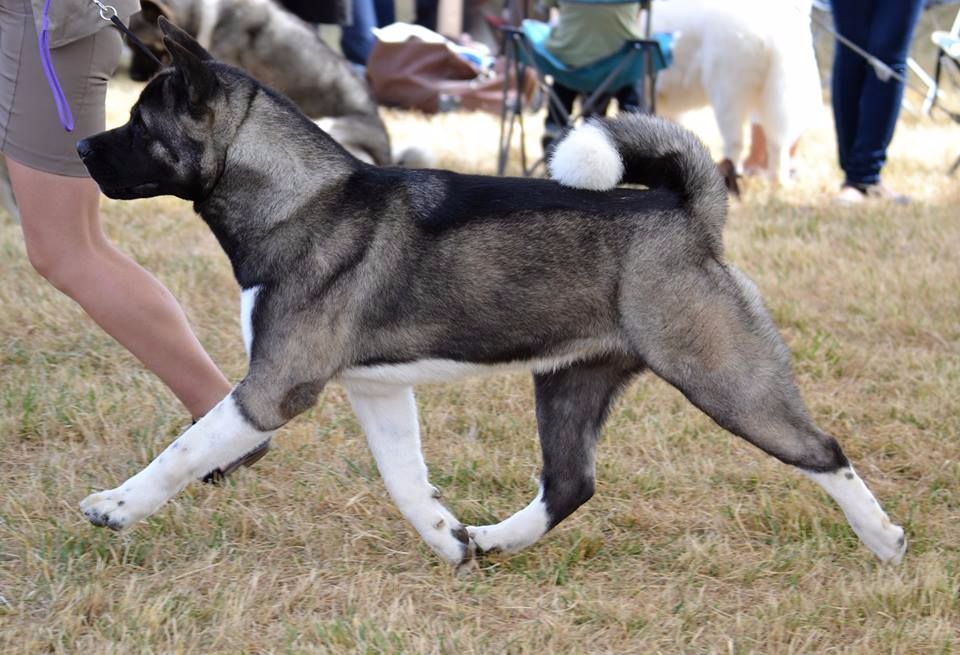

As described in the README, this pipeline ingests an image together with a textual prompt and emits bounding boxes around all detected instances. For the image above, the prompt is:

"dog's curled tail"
[548,114,727,250]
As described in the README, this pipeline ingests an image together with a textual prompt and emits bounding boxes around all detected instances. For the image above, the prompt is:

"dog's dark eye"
[131,113,151,142]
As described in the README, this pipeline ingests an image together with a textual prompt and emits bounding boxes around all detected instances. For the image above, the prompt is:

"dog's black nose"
[76,139,93,160]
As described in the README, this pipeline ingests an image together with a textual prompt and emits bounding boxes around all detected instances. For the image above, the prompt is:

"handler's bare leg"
[9,157,231,417]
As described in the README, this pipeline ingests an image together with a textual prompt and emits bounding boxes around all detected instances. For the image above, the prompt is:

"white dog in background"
[652,0,823,189]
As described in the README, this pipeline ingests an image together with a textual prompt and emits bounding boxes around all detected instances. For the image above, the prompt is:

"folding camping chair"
[916,2,960,112]
[495,0,672,176]
[927,5,960,172]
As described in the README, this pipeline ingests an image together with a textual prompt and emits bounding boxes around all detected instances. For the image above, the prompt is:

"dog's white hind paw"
[466,524,502,554]
[467,523,532,555]
[467,500,550,555]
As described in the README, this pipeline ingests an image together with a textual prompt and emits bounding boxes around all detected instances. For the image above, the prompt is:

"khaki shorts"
[0,0,122,177]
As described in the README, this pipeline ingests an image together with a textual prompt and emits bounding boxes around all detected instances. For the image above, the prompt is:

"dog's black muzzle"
[77,133,163,200]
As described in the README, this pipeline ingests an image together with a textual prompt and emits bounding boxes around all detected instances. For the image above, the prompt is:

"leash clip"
[90,0,118,22]
[91,0,166,68]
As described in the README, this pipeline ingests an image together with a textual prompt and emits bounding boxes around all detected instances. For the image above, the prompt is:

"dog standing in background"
[128,0,393,165]
[76,20,906,573]
[652,0,823,188]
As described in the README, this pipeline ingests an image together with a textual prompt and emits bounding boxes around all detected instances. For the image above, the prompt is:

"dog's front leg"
[345,384,476,573]
[80,392,273,530]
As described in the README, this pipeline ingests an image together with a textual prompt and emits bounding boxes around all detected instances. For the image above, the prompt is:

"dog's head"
[78,18,243,202]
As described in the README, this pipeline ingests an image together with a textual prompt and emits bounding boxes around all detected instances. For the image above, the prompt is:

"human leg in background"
[373,0,394,27]
[542,81,620,152]
[415,0,439,31]
[341,0,378,66]
[831,0,925,200]
[614,83,642,114]
[830,0,873,182]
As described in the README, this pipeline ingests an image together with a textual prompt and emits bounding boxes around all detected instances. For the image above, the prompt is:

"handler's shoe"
[834,184,866,205]
[862,182,911,205]
[834,182,911,205]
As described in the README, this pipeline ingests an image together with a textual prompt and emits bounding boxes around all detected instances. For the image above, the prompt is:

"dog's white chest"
[240,286,260,358]
[339,360,505,388]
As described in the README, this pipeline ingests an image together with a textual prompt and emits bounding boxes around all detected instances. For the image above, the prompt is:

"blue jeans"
[830,0,924,187]
[374,0,395,26]
[341,0,436,65]
[340,0,378,65]
[415,0,438,31]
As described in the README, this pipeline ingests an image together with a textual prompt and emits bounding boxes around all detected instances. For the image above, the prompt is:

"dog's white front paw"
[80,485,163,530]
[805,469,907,565]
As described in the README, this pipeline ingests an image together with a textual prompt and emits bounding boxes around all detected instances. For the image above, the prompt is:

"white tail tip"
[548,122,623,191]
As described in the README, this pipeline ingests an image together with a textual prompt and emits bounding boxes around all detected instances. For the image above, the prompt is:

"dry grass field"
[2,18,960,654]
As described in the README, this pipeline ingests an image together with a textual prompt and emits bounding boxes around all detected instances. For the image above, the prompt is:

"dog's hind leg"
[624,259,905,563]
[345,384,475,571]
[468,358,639,555]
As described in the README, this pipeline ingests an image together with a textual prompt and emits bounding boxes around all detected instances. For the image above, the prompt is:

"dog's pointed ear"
[158,15,213,61]
[163,33,218,107]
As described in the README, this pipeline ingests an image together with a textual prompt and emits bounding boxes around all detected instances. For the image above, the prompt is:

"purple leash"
[38,0,165,132]
[38,0,74,131]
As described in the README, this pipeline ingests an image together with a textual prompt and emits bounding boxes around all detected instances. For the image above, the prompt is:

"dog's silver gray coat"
[75,20,906,568]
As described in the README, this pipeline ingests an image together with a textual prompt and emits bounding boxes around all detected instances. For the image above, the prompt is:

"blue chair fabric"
[495,0,674,176]
[519,19,672,95]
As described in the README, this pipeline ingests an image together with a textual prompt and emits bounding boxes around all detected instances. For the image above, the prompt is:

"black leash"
[90,0,164,68]
[807,4,960,124]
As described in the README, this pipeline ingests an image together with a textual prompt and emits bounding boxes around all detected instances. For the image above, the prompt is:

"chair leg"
[497,35,529,176]
[930,52,944,113]
[497,31,570,177]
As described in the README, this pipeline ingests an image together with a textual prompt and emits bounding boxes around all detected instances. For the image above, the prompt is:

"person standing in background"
[541,0,644,149]
[830,0,925,203]
[341,0,379,66]
[341,0,440,67]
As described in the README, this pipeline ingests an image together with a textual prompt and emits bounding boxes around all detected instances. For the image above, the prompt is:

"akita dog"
[76,19,905,573]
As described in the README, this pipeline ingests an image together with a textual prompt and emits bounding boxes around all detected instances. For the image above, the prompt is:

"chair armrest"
[932,31,960,59]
